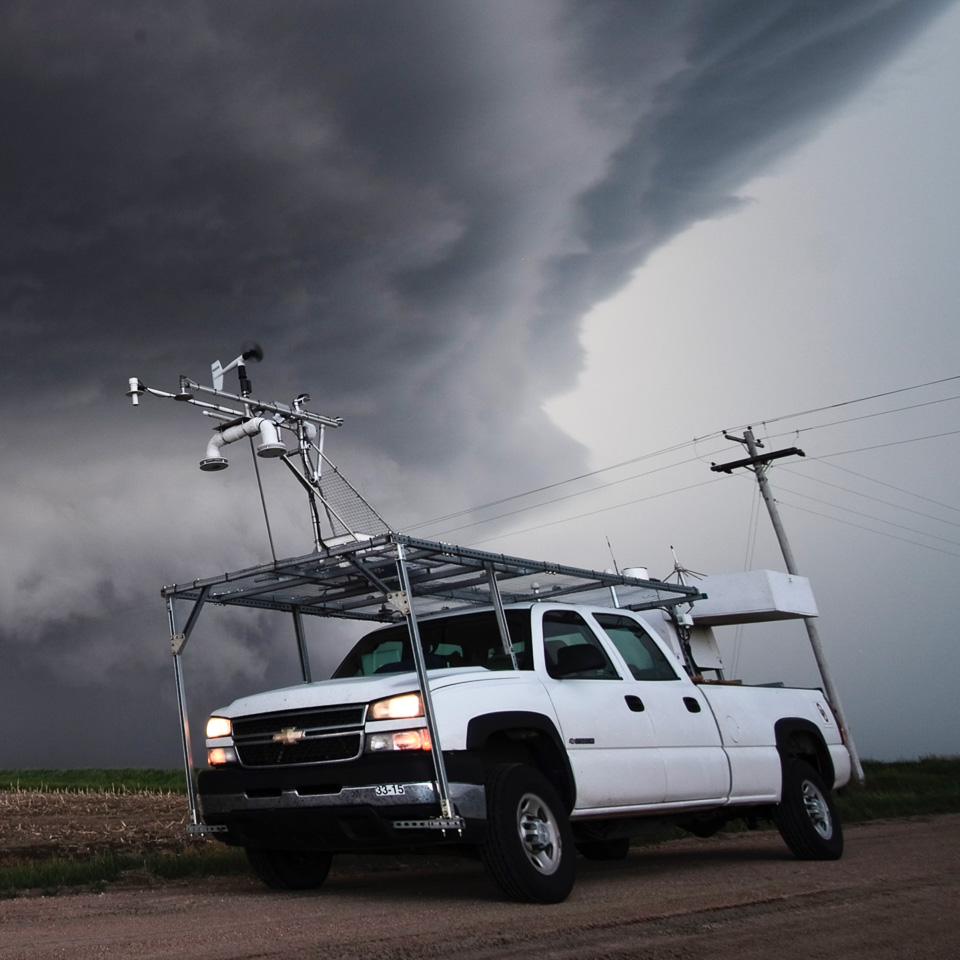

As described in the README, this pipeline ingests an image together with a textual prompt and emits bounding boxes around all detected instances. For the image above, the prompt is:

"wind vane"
[126,341,391,552]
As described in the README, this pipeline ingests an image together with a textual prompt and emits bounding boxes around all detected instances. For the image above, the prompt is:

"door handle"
[683,696,702,713]
[624,695,645,712]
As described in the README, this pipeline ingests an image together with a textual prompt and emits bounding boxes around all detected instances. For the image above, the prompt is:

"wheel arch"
[466,712,576,812]
[775,718,836,787]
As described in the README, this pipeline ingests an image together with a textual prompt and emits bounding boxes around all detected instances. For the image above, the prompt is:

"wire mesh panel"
[314,455,392,541]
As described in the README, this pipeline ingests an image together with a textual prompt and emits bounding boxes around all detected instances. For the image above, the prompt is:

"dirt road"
[2,815,957,959]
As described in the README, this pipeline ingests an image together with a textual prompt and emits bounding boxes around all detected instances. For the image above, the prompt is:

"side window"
[542,610,620,680]
[593,614,679,681]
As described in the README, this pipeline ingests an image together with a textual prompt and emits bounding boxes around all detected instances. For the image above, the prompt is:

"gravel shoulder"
[1,801,958,960]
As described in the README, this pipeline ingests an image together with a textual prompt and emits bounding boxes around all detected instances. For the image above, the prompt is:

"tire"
[481,763,576,903]
[774,759,843,860]
[246,848,333,890]
[577,837,631,861]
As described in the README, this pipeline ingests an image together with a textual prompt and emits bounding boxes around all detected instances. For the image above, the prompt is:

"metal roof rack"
[163,535,701,831]
[132,346,703,832]
[162,534,699,620]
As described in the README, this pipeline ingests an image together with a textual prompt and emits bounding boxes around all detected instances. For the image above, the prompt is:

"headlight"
[206,716,233,739]
[369,693,423,720]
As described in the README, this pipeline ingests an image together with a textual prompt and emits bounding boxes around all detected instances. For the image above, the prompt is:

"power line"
[445,421,958,542]
[779,465,960,530]
[773,484,960,549]
[737,374,960,432]
[760,393,960,441]
[406,438,706,531]
[404,376,960,540]
[423,452,720,539]
[819,460,960,516]
[816,428,960,459]
[777,499,960,561]
[465,477,725,548]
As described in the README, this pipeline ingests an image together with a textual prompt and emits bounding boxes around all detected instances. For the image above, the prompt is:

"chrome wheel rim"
[517,791,562,875]
[801,778,833,839]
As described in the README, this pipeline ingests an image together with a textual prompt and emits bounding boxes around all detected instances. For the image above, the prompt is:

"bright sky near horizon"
[494,7,960,762]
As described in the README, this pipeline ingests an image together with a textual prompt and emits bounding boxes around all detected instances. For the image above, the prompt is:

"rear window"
[593,613,679,681]
[332,610,532,678]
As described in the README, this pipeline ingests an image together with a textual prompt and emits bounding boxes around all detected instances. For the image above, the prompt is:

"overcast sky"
[1,0,957,769]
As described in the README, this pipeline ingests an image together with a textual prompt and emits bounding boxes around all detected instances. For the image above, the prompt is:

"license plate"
[374,784,406,797]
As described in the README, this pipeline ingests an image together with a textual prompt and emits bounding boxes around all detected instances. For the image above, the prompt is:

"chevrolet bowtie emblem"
[273,727,305,745]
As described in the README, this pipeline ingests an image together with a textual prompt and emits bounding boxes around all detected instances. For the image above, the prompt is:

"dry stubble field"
[0,789,196,865]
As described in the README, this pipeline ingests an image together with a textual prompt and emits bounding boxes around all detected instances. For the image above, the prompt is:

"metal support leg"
[168,598,200,826]
[395,542,457,822]
[485,563,517,669]
[167,585,214,828]
[292,608,313,683]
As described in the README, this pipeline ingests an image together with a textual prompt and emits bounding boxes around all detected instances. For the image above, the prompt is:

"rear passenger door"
[536,608,667,810]
[592,612,730,803]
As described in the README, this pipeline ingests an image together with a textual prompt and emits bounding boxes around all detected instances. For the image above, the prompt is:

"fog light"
[208,746,238,766]
[393,729,431,751]
[365,728,431,753]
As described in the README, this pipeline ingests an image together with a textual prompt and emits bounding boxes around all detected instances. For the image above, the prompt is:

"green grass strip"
[836,756,960,821]
[0,769,186,794]
[0,847,249,898]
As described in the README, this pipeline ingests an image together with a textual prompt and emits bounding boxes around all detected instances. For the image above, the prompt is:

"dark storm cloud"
[0,0,952,763]
[529,0,953,374]
[2,2,947,426]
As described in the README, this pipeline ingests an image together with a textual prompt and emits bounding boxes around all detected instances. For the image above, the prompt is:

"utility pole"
[712,427,865,782]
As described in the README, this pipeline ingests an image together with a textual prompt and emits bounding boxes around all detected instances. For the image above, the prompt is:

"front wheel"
[246,848,333,890]
[481,763,576,903]
[774,759,843,860]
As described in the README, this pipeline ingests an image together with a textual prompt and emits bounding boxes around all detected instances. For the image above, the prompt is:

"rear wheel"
[481,763,576,903]
[774,759,843,860]
[246,848,333,890]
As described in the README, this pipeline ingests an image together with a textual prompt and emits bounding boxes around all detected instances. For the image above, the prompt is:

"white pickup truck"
[198,572,851,903]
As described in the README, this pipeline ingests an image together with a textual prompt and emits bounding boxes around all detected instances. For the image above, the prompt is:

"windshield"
[332,610,532,678]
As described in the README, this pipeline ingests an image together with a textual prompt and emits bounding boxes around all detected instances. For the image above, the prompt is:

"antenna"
[605,535,620,574]
[668,545,704,586]
[127,344,390,551]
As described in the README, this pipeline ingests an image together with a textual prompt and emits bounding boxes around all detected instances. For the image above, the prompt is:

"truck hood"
[215,666,515,718]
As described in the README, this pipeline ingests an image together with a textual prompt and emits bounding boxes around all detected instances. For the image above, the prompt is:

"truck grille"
[232,704,365,767]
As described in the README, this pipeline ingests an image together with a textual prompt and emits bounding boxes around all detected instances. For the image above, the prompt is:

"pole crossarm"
[710,447,804,474]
